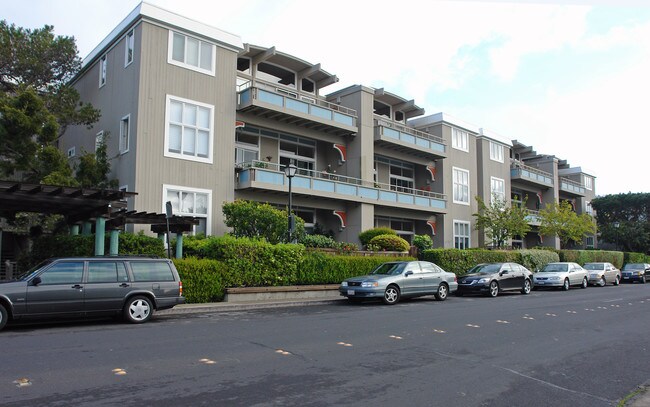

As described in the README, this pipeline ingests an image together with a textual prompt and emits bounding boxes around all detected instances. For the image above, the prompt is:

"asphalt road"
[1,283,650,407]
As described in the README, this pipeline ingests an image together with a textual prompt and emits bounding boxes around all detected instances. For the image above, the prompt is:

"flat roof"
[409,112,481,135]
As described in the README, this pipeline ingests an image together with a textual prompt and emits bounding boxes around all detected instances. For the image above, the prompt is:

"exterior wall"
[476,137,511,247]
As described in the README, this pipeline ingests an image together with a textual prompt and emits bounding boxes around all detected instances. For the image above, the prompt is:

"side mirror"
[500,270,508,276]
[31,276,42,286]
[404,271,414,277]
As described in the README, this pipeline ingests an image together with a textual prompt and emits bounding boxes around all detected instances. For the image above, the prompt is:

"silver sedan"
[533,262,588,291]
[340,261,458,305]
[584,262,621,286]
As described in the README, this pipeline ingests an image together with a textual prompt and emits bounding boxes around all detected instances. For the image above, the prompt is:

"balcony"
[237,81,358,137]
[559,177,586,196]
[374,117,447,159]
[510,160,554,188]
[525,209,541,226]
[235,161,447,213]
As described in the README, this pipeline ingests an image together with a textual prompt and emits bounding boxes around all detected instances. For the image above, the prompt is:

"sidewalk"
[157,297,344,315]
[624,382,650,407]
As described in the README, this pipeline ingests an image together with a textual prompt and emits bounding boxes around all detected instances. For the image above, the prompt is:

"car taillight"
[179,281,183,296]
[454,275,458,282]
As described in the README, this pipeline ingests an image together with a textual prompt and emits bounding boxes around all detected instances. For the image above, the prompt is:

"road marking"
[389,335,403,340]
[585,308,595,311]
[523,316,535,320]
[603,298,623,303]
[275,349,291,355]
[496,320,509,324]
[566,310,577,314]
[466,324,480,328]
[13,378,32,387]
[337,342,353,347]
[545,313,557,317]
[597,306,608,310]
[199,358,217,364]
[112,368,127,376]
[433,329,446,334]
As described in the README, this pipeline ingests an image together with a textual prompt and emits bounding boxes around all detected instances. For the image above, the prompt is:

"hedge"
[368,234,410,252]
[422,248,560,276]
[624,252,650,265]
[173,257,228,303]
[558,250,624,268]
[358,227,396,246]
[297,253,416,284]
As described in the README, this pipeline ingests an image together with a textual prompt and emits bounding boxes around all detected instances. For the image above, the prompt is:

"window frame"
[163,184,212,236]
[584,175,593,191]
[490,176,506,203]
[119,114,130,154]
[452,167,470,205]
[95,131,104,152]
[167,30,216,76]
[451,127,469,152]
[164,95,214,164]
[489,141,505,163]
[124,30,134,67]
[99,54,107,88]
[67,147,76,158]
[453,220,471,249]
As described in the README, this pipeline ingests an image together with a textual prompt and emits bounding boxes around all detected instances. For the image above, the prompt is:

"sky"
[4,0,650,196]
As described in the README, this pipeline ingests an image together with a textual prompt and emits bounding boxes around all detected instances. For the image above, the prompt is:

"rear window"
[129,261,175,282]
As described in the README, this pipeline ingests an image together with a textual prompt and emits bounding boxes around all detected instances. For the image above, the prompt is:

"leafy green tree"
[538,201,596,248]
[75,134,118,188]
[473,196,531,248]
[591,193,650,253]
[222,200,305,244]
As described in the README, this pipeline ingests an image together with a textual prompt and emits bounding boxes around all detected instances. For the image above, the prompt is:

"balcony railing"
[560,177,586,195]
[237,80,357,129]
[510,160,554,186]
[236,160,446,211]
[525,209,541,225]
[374,117,446,157]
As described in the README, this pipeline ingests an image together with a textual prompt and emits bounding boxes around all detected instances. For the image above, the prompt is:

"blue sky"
[4,0,650,195]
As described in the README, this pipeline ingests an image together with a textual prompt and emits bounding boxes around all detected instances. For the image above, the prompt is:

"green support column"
[70,224,80,235]
[158,233,166,243]
[82,221,93,235]
[175,233,183,259]
[109,230,120,256]
[94,217,106,256]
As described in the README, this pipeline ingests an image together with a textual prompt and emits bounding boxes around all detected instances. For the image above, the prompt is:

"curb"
[156,298,344,315]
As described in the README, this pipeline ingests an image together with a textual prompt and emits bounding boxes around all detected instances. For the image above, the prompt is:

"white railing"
[374,116,445,145]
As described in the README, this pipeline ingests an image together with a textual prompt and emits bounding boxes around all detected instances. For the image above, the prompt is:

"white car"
[584,262,621,286]
[533,262,588,291]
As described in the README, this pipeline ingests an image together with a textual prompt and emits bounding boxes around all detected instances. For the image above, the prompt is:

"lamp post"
[284,163,298,243]
[613,222,620,251]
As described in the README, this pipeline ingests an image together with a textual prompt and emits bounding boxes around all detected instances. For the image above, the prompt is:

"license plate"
[537,281,544,285]
[347,290,355,295]
[623,276,630,279]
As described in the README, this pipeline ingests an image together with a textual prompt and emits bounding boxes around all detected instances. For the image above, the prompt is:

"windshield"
[467,263,502,275]
[371,263,407,276]
[623,264,644,270]
[16,259,53,281]
[583,264,604,271]
[540,263,568,272]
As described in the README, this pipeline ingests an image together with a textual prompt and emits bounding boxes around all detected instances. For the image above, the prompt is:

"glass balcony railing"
[237,81,357,130]
[374,117,446,157]
[525,209,541,225]
[510,160,554,186]
[560,177,586,195]
[235,161,446,211]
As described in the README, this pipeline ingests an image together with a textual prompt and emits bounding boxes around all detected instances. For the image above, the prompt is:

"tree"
[74,134,118,189]
[222,200,305,244]
[473,195,531,248]
[0,20,100,183]
[538,201,596,248]
[591,193,650,253]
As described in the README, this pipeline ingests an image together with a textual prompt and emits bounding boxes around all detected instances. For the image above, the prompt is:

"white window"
[163,184,211,235]
[585,201,594,216]
[99,55,107,87]
[452,128,469,152]
[119,115,130,154]
[585,236,594,249]
[95,131,104,152]
[454,220,471,249]
[168,31,215,75]
[453,167,470,205]
[125,30,134,67]
[490,141,504,163]
[235,132,259,164]
[67,147,76,158]
[165,95,214,164]
[584,175,593,190]
[490,177,505,203]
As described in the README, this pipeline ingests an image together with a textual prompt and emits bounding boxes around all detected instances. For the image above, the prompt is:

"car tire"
[123,296,153,324]
[562,278,570,291]
[0,303,7,331]
[521,279,532,295]
[488,281,499,298]
[383,285,400,305]
[642,276,646,284]
[581,278,588,289]
[434,283,449,301]
[599,277,606,287]
[614,276,620,286]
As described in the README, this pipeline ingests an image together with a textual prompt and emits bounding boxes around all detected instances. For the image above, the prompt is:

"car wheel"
[642,276,646,284]
[521,279,532,295]
[488,281,499,297]
[0,303,7,331]
[434,283,449,301]
[123,296,153,324]
[562,278,570,291]
[613,276,620,286]
[581,277,588,289]
[383,285,400,305]
[599,277,607,287]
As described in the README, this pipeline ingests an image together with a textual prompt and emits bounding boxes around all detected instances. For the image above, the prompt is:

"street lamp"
[284,162,298,243]
[613,222,620,251]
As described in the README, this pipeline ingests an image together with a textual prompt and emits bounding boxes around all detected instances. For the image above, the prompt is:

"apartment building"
[60,2,596,250]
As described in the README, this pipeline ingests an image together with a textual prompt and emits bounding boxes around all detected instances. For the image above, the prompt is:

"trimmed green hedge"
[368,234,410,252]
[558,250,624,268]
[173,257,228,303]
[297,253,416,284]
[422,248,560,276]
[624,252,650,264]
[358,227,396,246]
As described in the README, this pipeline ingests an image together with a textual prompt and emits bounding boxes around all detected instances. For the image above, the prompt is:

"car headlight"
[638,272,645,276]
[341,281,348,287]
[361,281,379,288]
[549,276,561,280]
[477,278,490,284]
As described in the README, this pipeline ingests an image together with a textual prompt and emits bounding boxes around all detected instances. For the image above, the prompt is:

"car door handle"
[72,284,83,289]
[119,283,130,288]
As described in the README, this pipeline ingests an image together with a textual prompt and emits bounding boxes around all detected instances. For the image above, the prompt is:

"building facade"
[61,2,597,250]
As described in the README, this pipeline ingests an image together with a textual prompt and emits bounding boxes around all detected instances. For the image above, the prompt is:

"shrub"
[301,234,338,248]
[413,235,433,253]
[558,250,624,268]
[624,252,650,264]
[514,249,560,272]
[422,248,511,275]
[297,252,416,284]
[358,227,396,246]
[173,257,228,303]
[222,199,305,244]
[368,234,410,252]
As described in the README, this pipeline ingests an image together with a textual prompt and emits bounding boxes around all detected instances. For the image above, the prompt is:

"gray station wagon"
[0,257,185,331]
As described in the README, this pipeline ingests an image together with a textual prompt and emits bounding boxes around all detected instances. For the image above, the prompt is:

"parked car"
[456,263,533,297]
[621,263,650,283]
[339,261,458,305]
[533,262,588,290]
[584,262,621,286]
[0,256,185,331]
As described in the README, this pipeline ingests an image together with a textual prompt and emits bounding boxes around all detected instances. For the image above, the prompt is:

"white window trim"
[452,166,470,206]
[451,127,469,152]
[490,141,505,163]
[584,175,593,191]
[164,94,214,164]
[67,146,76,158]
[124,30,134,68]
[162,184,212,236]
[99,55,107,88]
[95,131,104,152]
[453,219,471,249]
[119,114,130,154]
[490,176,506,203]
[167,30,216,76]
